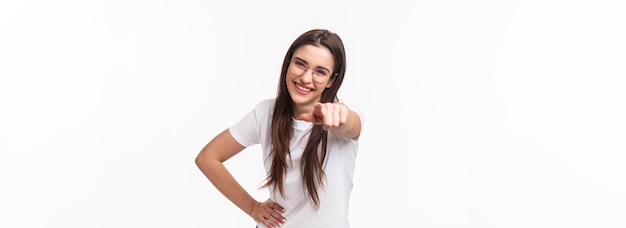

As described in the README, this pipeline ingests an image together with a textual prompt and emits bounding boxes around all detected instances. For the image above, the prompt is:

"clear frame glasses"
[289,57,334,84]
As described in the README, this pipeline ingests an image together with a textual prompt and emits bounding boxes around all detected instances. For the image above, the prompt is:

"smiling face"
[287,44,335,117]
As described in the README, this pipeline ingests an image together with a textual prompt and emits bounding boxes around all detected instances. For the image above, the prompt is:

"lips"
[294,82,313,94]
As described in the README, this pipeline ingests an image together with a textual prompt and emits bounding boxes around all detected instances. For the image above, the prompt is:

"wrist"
[247,201,260,217]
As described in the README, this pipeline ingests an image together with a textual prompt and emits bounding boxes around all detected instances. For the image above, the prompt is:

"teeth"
[296,84,312,92]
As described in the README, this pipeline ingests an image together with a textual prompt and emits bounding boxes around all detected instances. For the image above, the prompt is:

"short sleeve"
[228,105,260,147]
[228,99,274,147]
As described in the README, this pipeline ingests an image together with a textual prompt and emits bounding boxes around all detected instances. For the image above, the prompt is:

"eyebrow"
[293,57,331,72]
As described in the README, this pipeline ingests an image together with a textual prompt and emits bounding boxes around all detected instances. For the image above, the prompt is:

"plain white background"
[1,0,625,227]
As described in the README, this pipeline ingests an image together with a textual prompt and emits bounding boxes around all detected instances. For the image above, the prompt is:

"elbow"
[195,150,208,169]
[195,149,220,171]
[194,153,202,167]
[195,150,223,182]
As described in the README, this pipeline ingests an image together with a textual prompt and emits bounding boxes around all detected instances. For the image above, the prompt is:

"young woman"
[195,28,363,228]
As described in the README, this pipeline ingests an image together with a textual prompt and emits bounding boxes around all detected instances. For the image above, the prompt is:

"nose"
[299,68,315,83]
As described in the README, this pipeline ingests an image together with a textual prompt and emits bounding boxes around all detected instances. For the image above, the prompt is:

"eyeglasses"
[289,57,334,84]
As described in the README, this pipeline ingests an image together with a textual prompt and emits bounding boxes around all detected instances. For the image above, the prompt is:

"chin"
[289,94,308,105]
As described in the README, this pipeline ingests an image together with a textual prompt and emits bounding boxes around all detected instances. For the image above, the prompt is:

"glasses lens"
[313,69,331,83]
[290,59,305,74]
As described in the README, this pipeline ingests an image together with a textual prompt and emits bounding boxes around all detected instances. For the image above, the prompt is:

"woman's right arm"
[195,129,286,227]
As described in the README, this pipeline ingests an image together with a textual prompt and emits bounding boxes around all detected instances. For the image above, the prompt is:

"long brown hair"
[263,29,346,208]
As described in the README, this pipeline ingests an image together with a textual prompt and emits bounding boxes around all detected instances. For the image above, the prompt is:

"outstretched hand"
[300,102,349,131]
[249,200,286,228]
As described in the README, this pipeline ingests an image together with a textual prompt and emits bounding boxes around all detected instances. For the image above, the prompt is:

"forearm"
[196,157,257,216]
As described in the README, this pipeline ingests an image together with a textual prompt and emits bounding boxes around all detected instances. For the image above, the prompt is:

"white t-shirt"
[229,98,363,228]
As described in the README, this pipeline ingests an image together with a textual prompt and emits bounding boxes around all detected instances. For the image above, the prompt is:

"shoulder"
[339,98,363,118]
[339,97,364,135]
[249,98,276,119]
[254,98,275,111]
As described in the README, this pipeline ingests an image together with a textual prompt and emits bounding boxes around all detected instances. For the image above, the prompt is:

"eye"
[293,59,306,69]
[314,68,330,77]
